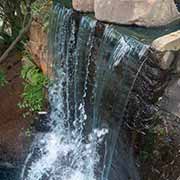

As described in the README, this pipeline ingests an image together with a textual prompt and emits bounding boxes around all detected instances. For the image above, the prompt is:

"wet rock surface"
[138,50,180,180]
[139,110,180,180]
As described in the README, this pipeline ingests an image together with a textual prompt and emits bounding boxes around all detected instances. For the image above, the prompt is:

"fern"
[19,63,49,115]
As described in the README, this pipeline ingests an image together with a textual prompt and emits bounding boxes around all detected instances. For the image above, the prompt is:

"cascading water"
[21,2,167,180]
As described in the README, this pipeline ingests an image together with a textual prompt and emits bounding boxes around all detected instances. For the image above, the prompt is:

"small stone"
[160,51,175,70]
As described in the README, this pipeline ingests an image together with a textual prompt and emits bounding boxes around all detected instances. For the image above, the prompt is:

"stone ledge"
[73,0,180,27]
[94,0,180,27]
[152,30,180,52]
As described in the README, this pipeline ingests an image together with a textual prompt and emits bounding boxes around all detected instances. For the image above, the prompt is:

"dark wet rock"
[33,112,52,132]
[175,0,180,11]
[0,167,19,180]
[139,110,180,180]
[160,77,180,118]
[0,162,15,169]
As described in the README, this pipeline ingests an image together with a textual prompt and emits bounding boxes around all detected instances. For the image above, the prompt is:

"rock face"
[152,30,180,52]
[73,0,94,12]
[94,0,180,27]
[28,19,51,76]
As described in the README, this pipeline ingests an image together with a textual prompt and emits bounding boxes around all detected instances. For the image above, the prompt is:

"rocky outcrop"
[152,30,180,52]
[28,19,51,76]
[94,0,180,27]
[151,30,180,70]
[73,0,94,12]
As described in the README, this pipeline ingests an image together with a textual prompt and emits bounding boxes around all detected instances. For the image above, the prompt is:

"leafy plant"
[18,55,49,115]
[0,69,7,87]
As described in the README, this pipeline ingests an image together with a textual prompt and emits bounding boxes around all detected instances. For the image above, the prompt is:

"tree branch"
[0,16,32,64]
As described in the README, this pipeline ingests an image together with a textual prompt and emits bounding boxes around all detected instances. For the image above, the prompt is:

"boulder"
[94,0,180,27]
[73,0,94,12]
[152,30,180,52]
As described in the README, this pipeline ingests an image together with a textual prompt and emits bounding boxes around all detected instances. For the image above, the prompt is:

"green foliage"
[0,32,24,51]
[0,69,7,87]
[18,53,49,115]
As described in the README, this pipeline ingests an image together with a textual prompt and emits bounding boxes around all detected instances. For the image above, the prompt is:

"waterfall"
[21,3,166,180]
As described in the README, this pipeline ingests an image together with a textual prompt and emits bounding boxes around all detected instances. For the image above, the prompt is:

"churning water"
[21,3,166,180]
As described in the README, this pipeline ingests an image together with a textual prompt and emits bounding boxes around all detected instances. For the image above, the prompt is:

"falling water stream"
[20,2,167,180]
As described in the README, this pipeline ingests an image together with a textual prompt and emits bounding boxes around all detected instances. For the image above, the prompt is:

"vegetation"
[0,0,52,64]
[0,0,52,36]
[0,0,52,115]
[31,0,52,31]
[18,51,49,117]
[0,0,32,36]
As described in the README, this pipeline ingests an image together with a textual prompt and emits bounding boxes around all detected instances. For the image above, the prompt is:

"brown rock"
[94,0,180,27]
[28,20,52,77]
